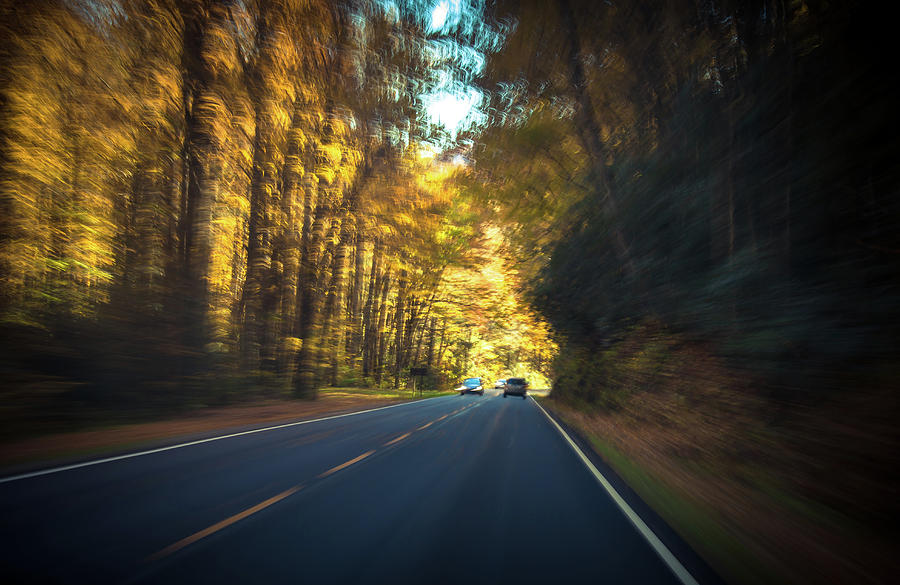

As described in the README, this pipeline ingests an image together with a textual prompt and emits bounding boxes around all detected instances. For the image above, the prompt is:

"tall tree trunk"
[239,113,272,371]
[347,221,365,358]
[293,196,333,398]
[361,238,380,377]
[373,269,391,384]
[425,317,436,367]
[401,296,419,370]
[276,99,308,371]
[435,318,447,367]
[393,269,407,388]
[320,209,352,386]
[177,0,232,386]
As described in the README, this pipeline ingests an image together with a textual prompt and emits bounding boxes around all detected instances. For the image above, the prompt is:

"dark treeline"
[470,1,898,583]
[476,0,899,422]
[0,0,507,428]
[478,0,898,397]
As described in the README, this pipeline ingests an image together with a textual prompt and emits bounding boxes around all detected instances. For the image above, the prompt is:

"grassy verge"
[547,402,777,585]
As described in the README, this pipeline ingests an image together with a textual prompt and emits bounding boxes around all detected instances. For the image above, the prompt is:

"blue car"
[458,377,485,396]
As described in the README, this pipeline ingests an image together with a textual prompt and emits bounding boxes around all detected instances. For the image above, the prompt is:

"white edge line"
[530,397,701,585]
[0,397,439,484]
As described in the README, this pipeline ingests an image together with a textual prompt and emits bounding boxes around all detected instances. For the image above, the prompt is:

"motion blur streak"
[1,1,897,584]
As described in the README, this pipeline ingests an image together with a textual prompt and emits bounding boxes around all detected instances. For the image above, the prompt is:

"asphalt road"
[0,391,696,585]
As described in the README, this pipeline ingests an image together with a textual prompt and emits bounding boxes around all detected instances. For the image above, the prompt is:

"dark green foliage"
[519,1,900,406]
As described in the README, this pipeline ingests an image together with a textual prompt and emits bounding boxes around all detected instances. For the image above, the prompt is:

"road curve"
[0,392,695,585]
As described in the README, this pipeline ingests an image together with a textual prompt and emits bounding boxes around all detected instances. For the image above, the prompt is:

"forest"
[0,0,553,431]
[1,1,897,584]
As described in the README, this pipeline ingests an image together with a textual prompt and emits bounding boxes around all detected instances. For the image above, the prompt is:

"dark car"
[503,378,528,399]
[458,377,485,395]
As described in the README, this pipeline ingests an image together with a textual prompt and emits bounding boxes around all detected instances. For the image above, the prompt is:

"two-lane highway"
[0,393,697,585]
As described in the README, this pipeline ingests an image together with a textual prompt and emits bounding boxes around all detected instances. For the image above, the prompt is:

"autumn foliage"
[0,0,551,431]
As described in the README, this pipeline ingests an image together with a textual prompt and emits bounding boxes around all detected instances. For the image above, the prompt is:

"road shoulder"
[0,393,431,477]
[535,398,727,585]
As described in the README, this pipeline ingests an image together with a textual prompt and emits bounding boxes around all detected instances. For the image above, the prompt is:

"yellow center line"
[147,485,303,562]
[417,421,433,431]
[435,414,448,422]
[316,450,375,479]
[384,432,411,446]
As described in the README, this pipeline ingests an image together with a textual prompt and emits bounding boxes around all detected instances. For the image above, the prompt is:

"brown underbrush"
[547,325,898,585]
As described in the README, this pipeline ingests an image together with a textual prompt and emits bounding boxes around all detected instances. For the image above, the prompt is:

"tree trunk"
[361,238,381,377]
[292,183,331,399]
[178,1,233,382]
[373,269,391,385]
[347,222,366,357]
[393,269,407,388]
[276,100,307,371]
[321,209,352,386]
[239,113,272,371]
